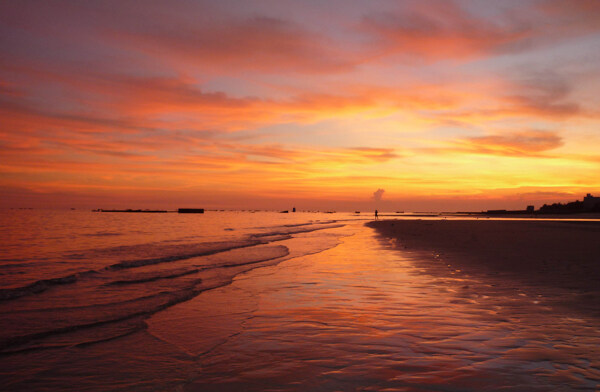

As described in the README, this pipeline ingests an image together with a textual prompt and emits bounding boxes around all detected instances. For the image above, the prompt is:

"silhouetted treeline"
[539,200,600,214]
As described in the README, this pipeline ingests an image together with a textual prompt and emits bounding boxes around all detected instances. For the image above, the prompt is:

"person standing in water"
[375,209,378,220]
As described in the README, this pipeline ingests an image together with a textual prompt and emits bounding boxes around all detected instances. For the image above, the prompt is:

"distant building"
[583,193,600,210]
[526,205,534,213]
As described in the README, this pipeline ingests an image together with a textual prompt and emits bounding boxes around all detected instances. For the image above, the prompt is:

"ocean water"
[0,210,358,351]
[1,210,599,391]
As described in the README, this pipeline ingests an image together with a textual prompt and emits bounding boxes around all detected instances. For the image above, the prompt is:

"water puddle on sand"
[150,223,600,391]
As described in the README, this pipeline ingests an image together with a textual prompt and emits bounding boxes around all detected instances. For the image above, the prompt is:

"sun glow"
[1,1,599,210]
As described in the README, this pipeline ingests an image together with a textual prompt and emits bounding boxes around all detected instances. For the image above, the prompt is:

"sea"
[0,209,599,391]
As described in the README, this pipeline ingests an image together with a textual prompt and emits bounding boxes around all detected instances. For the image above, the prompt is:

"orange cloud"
[455,130,564,157]
[2,1,600,210]
[346,148,399,162]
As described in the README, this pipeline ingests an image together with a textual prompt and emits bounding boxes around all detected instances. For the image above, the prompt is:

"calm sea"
[1,210,599,391]
[0,210,361,348]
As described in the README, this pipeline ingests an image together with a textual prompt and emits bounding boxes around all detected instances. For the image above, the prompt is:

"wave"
[0,244,292,355]
[0,222,346,302]
[251,220,337,230]
[0,240,264,301]
[251,223,344,239]
[0,274,79,301]
[106,239,263,270]
[82,231,122,237]
[0,258,52,266]
[203,245,289,269]
[105,222,341,270]
[283,222,320,228]
[0,216,350,355]
[0,289,199,355]
[106,268,200,285]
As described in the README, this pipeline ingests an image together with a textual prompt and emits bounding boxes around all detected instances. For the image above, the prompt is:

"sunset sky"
[1,0,599,211]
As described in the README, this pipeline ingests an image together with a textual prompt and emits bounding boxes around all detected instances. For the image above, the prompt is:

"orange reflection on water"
[149,223,600,391]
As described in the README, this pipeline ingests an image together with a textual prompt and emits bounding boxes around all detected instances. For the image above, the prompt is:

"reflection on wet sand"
[4,219,598,390]
[368,219,600,316]
[152,223,600,391]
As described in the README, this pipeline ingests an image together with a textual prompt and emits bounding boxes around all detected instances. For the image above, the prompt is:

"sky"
[1,0,599,211]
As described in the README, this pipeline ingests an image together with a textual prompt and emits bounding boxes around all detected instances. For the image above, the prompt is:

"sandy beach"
[368,219,600,316]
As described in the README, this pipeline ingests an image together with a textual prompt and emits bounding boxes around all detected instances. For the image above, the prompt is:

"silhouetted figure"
[293,207,296,212]
[375,209,378,220]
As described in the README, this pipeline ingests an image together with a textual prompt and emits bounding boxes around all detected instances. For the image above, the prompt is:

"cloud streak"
[456,130,564,157]
[360,2,531,62]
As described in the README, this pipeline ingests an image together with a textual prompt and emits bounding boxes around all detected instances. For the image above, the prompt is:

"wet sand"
[167,222,600,390]
[368,219,600,316]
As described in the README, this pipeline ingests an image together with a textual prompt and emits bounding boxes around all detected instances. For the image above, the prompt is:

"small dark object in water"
[99,209,167,213]
[178,208,204,213]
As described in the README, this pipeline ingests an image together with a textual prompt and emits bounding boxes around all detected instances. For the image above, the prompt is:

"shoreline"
[367,219,600,316]
[377,212,600,220]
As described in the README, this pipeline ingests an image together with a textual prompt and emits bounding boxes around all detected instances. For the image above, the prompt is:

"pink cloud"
[360,2,531,62]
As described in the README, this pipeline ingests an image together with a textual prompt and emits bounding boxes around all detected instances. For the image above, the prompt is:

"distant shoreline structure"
[177,208,205,214]
[92,209,167,213]
[89,208,206,213]
[484,193,600,216]
[76,194,600,215]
